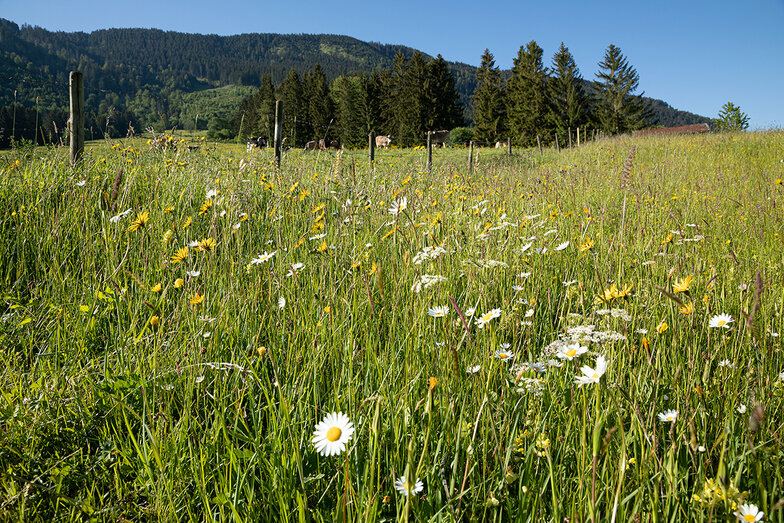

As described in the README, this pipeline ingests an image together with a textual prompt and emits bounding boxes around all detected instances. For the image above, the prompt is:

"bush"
[450,127,474,146]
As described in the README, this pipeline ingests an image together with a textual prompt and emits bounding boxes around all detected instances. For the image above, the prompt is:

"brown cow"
[427,130,449,147]
[495,141,508,149]
[375,135,392,149]
[304,140,318,151]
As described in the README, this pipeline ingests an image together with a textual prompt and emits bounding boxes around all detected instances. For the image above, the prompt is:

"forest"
[0,18,710,148]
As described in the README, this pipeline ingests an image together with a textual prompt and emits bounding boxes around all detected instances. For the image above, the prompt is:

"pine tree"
[391,51,428,143]
[593,44,652,135]
[548,43,589,144]
[472,49,505,144]
[424,55,464,131]
[507,40,550,146]
[252,74,276,139]
[331,74,365,147]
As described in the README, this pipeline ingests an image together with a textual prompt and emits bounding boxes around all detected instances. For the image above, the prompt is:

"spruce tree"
[424,55,464,131]
[548,43,589,144]
[472,49,505,144]
[593,44,652,135]
[279,69,307,146]
[252,74,276,140]
[714,102,749,131]
[507,40,549,146]
[391,51,428,142]
[304,64,334,141]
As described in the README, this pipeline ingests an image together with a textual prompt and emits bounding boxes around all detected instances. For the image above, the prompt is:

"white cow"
[375,135,392,149]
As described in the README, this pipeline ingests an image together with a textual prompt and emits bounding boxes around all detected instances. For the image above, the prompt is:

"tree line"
[235,41,656,148]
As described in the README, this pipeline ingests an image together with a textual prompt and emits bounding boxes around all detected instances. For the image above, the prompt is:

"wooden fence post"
[568,127,572,148]
[369,132,375,165]
[554,133,560,152]
[69,71,84,166]
[273,100,283,169]
[468,141,474,171]
[537,135,542,155]
[507,137,511,156]
[426,131,433,173]
[577,127,580,147]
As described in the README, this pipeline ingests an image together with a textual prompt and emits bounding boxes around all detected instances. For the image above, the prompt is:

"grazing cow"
[246,136,266,153]
[318,139,328,151]
[328,140,340,149]
[427,130,449,148]
[375,135,392,149]
[304,140,318,151]
[495,141,508,149]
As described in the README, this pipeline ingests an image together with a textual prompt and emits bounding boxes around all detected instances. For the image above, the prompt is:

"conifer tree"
[252,74,276,139]
[714,102,749,131]
[279,69,308,146]
[304,64,334,141]
[593,44,652,134]
[548,43,589,144]
[507,40,549,146]
[391,51,428,142]
[424,55,464,131]
[472,49,505,144]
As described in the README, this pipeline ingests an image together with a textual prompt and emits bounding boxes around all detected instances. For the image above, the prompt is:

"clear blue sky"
[2,0,782,129]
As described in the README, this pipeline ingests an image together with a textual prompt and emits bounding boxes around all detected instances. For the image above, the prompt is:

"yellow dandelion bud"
[150,315,160,327]
[151,283,162,293]
[428,376,438,390]
[657,320,668,334]
[174,278,184,288]
[257,346,267,357]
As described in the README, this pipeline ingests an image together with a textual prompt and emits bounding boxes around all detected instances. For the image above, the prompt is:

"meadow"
[0,131,783,522]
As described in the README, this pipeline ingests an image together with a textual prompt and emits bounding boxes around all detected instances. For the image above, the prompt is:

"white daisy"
[109,208,133,223]
[718,359,736,369]
[186,270,201,278]
[427,305,449,318]
[286,262,305,276]
[657,409,678,423]
[251,251,276,264]
[464,307,476,317]
[737,404,747,414]
[574,355,608,387]
[556,342,588,361]
[278,296,286,309]
[475,308,501,329]
[494,349,515,362]
[555,241,570,251]
[394,476,424,496]
[525,308,534,318]
[466,365,482,374]
[312,412,354,457]
[388,197,408,216]
[709,313,734,329]
[734,503,764,522]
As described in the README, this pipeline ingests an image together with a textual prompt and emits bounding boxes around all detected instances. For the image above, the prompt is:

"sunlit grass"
[1,130,783,521]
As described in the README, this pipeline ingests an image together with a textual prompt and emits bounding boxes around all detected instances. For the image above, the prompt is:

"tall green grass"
[1,131,782,521]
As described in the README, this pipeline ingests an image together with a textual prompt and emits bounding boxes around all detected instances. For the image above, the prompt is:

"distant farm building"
[633,123,710,137]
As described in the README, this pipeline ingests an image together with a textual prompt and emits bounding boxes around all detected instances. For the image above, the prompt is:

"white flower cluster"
[515,377,546,396]
[466,259,508,269]
[411,274,447,293]
[595,308,633,321]
[563,325,626,344]
[413,245,449,265]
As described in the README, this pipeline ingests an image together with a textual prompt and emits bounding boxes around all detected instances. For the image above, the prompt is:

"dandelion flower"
[475,308,501,329]
[574,355,608,387]
[709,313,734,329]
[657,409,678,423]
[579,238,594,252]
[672,275,693,293]
[657,320,668,334]
[190,293,204,306]
[174,278,184,288]
[197,237,217,252]
[556,342,588,361]
[394,476,424,496]
[734,503,764,522]
[199,199,213,215]
[427,305,449,318]
[150,283,162,293]
[128,211,150,232]
[312,412,354,457]
[679,302,694,315]
[171,247,188,265]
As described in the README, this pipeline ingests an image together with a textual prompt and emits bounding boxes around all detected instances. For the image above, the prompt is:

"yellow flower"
[428,376,438,390]
[163,205,175,214]
[311,203,325,214]
[150,283,162,293]
[673,275,693,293]
[197,237,216,252]
[174,278,184,288]
[190,293,204,306]
[149,315,160,327]
[183,216,192,228]
[257,346,267,357]
[368,261,377,275]
[171,246,188,264]
[679,302,694,315]
[128,211,150,232]
[657,320,668,334]
[662,233,673,245]
[317,240,328,253]
[579,238,594,252]
[199,199,213,215]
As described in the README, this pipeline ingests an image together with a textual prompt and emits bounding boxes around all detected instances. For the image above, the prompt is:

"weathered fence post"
[273,100,283,169]
[69,71,84,166]
[507,137,512,156]
[577,127,580,147]
[468,140,474,171]
[369,132,375,165]
[554,133,560,152]
[568,127,572,148]
[426,131,433,173]
[537,135,542,155]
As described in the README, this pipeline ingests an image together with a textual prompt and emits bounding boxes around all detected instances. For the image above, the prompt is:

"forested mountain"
[0,17,708,148]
